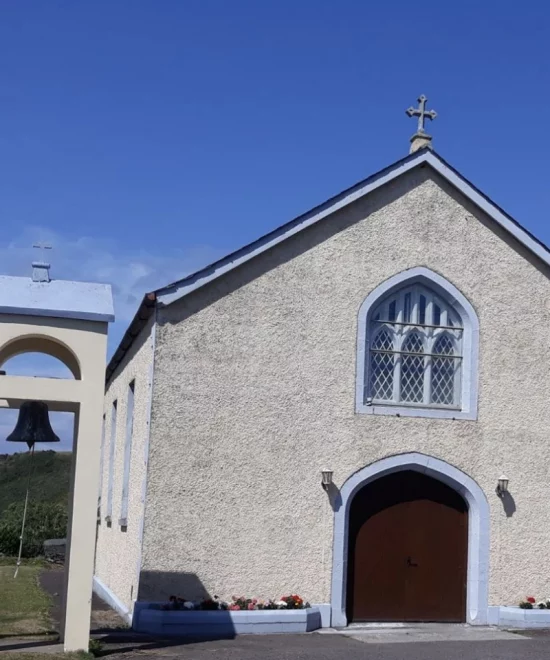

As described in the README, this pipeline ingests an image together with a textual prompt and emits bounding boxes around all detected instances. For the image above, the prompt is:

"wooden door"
[347,471,467,622]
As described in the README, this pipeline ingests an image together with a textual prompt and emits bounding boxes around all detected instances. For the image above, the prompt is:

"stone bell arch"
[0,259,114,651]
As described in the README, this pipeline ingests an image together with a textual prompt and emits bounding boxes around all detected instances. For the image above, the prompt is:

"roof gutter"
[105,292,156,385]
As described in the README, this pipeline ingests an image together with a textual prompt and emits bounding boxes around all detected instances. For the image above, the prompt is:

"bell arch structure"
[0,272,114,651]
[0,334,82,379]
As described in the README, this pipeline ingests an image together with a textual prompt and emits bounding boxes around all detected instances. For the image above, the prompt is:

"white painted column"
[62,392,105,651]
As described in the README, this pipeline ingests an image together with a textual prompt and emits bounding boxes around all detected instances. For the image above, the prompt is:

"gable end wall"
[142,168,550,607]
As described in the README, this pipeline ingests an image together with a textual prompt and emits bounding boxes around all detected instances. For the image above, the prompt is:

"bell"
[6,401,60,448]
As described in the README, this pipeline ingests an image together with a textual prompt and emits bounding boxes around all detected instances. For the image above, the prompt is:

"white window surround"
[98,414,106,520]
[105,400,117,524]
[330,452,490,627]
[119,381,135,527]
[356,267,479,420]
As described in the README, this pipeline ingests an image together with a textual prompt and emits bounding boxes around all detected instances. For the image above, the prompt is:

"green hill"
[0,451,71,516]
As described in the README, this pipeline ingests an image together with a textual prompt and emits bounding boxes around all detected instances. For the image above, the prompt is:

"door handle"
[406,556,418,567]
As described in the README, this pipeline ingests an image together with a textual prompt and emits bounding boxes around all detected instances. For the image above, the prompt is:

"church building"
[94,97,550,629]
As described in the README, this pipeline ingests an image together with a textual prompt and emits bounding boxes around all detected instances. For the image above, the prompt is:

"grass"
[0,451,71,516]
[0,557,44,567]
[0,563,53,637]
[0,558,112,660]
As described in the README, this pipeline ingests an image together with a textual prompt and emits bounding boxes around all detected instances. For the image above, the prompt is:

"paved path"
[94,630,550,660]
[3,626,550,658]
[28,573,550,659]
[320,622,524,644]
[39,565,126,632]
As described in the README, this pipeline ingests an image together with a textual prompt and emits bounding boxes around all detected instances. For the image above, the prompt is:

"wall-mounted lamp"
[496,475,509,498]
[321,469,333,490]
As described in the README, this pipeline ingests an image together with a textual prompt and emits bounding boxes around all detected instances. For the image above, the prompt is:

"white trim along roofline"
[155,148,550,307]
[106,147,550,383]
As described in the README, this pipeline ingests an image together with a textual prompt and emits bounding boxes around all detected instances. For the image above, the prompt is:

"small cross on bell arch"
[6,401,60,448]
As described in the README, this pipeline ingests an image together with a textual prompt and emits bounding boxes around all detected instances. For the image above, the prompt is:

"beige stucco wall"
[95,317,155,613]
[142,167,550,608]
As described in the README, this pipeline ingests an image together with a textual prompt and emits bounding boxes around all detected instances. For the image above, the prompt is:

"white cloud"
[0,226,223,454]
[1,226,221,326]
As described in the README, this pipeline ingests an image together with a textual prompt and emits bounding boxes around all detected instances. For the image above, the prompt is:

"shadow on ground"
[0,637,60,652]
[39,565,127,633]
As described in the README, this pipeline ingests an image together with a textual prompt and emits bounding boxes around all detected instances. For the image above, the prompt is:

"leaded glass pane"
[372,328,394,352]
[433,334,454,355]
[370,329,394,400]
[403,332,423,354]
[370,352,394,400]
[400,333,425,403]
[431,358,455,404]
[401,332,430,353]
[431,335,456,404]
[367,284,463,408]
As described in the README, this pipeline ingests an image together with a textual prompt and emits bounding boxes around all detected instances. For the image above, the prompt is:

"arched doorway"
[346,470,467,622]
[330,453,490,628]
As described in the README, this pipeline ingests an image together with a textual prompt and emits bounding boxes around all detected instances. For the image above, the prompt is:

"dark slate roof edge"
[105,147,550,384]
[105,293,156,385]
[429,151,550,256]
[106,148,424,384]
[155,148,428,299]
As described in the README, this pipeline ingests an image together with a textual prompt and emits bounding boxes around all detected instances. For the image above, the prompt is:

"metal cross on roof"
[33,242,52,259]
[406,95,437,135]
[32,242,52,283]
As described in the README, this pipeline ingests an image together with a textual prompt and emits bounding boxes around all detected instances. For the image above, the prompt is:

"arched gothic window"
[368,284,463,408]
[356,268,479,419]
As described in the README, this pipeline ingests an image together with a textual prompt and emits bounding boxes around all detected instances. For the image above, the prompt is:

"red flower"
[527,596,536,604]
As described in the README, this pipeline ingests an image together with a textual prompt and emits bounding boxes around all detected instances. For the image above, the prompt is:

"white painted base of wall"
[134,606,323,635]
[487,606,550,629]
[312,603,331,628]
[93,589,549,635]
[92,575,132,626]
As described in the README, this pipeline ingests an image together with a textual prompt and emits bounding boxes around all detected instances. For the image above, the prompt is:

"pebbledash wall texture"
[95,317,155,614]
[135,166,550,611]
[95,164,550,620]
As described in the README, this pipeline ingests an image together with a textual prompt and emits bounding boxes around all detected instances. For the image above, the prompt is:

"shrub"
[0,501,68,557]
[88,638,104,657]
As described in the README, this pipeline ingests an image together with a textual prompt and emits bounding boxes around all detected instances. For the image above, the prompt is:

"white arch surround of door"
[330,452,490,627]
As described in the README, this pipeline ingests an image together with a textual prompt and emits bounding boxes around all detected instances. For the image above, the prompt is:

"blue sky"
[1,0,549,451]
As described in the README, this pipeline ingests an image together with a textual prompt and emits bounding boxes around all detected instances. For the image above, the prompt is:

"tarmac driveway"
[98,630,550,660]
